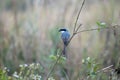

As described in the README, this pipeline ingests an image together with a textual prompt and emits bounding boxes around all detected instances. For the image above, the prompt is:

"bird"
[59,28,70,57]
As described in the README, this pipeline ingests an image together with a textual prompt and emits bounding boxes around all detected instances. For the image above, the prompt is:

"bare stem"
[45,51,62,80]
[97,65,113,73]
[73,0,85,33]
[75,24,82,32]
[69,0,85,45]
[76,25,120,33]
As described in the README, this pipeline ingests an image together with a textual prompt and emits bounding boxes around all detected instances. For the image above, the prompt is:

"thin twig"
[97,65,113,73]
[76,25,120,34]
[75,24,82,32]
[86,65,113,80]
[70,0,85,45]
[73,0,85,33]
[45,51,62,80]
[67,33,76,45]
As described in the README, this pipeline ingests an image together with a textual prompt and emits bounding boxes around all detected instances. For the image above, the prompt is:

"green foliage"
[96,21,106,31]
[82,57,100,79]
[96,21,106,28]
[49,49,66,64]
[0,58,118,80]
[49,54,66,64]
[0,67,11,80]
[48,77,55,80]
[12,63,42,80]
[0,63,56,80]
[0,63,43,80]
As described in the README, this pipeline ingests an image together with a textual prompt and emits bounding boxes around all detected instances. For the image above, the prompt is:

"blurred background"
[0,0,120,79]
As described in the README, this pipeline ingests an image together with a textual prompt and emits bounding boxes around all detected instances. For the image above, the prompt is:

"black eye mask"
[59,29,67,32]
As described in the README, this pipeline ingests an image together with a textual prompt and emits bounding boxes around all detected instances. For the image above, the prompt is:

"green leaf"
[97,21,106,26]
[49,55,57,60]
[96,21,106,31]
[58,56,66,64]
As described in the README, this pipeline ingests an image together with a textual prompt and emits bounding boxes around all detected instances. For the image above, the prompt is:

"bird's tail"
[63,44,67,57]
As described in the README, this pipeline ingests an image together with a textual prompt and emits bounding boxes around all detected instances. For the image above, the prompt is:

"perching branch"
[68,0,85,45]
